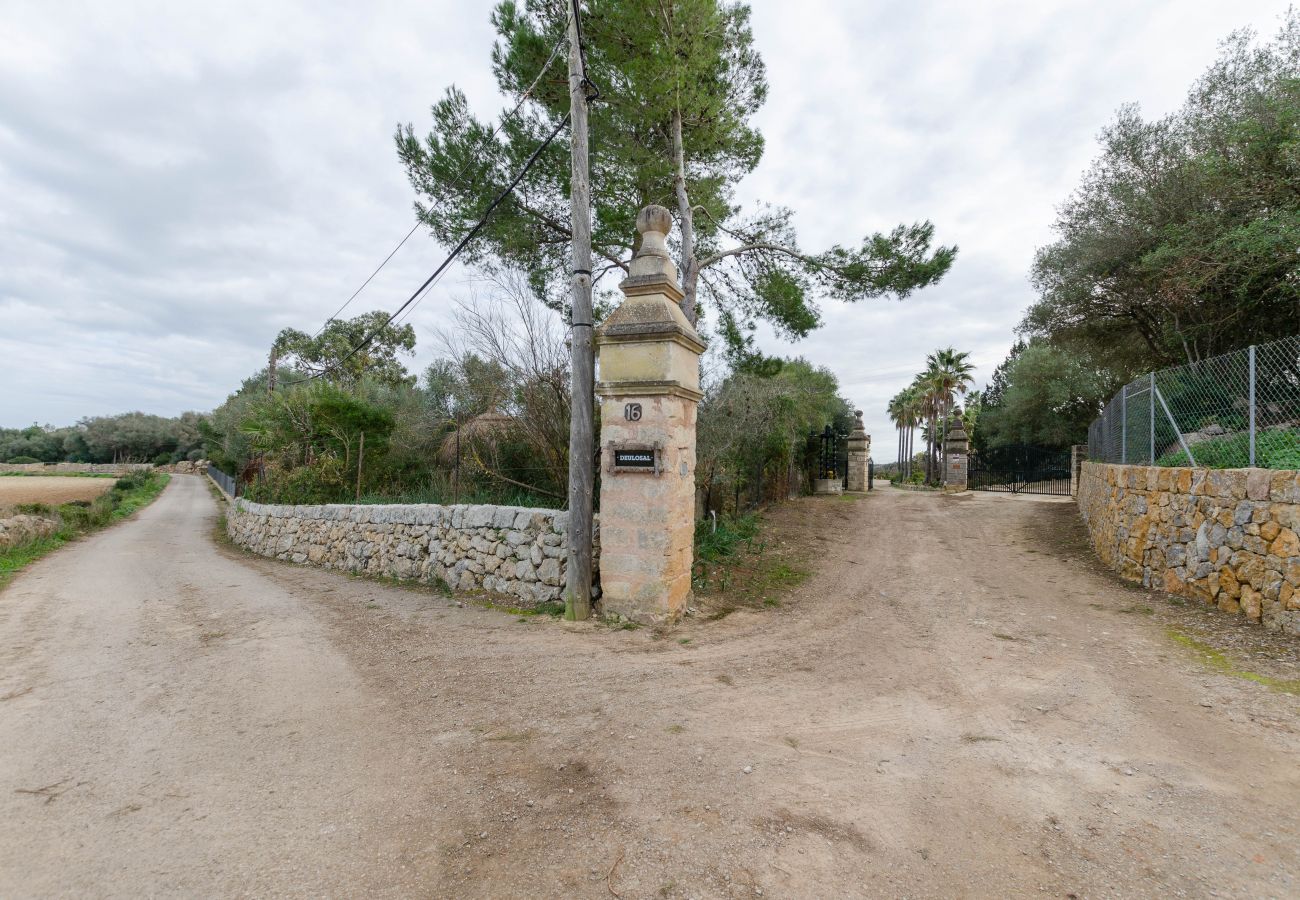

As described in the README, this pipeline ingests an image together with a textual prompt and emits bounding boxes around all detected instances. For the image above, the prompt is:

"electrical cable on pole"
[280,111,571,386]
[297,26,571,341]
[564,0,596,621]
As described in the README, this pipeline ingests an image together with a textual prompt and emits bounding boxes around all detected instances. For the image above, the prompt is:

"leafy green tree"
[240,382,396,502]
[423,355,512,423]
[395,0,956,366]
[274,310,416,387]
[1026,12,1300,370]
[958,389,982,449]
[978,341,1117,449]
[0,425,66,462]
[696,356,851,511]
[80,413,182,463]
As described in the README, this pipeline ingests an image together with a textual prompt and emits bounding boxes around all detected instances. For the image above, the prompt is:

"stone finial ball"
[855,409,864,418]
[636,204,672,236]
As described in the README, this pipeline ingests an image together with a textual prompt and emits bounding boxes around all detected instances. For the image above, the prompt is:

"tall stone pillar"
[595,206,705,624]
[1070,444,1088,497]
[846,410,871,492]
[943,414,969,491]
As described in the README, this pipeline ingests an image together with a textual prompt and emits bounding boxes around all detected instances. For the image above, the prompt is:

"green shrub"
[5,456,41,464]
[695,514,760,562]
[113,472,149,492]
[1156,428,1300,469]
[14,502,54,516]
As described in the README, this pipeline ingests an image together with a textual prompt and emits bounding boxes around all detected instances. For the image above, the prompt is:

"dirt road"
[1,475,1297,898]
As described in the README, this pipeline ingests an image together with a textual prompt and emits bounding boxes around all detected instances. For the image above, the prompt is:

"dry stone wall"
[225,498,598,607]
[0,463,152,475]
[1077,461,1300,634]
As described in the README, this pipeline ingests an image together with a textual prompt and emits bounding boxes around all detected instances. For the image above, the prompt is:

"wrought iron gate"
[968,444,1071,496]
[811,425,848,488]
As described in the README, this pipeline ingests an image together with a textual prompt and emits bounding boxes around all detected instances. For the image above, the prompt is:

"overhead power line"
[304,23,571,338]
[310,222,421,339]
[282,112,572,386]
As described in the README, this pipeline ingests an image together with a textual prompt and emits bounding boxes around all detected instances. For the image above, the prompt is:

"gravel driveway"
[1,474,1297,897]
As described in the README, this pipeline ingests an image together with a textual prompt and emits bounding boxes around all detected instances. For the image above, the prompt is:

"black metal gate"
[811,425,848,489]
[968,444,1071,495]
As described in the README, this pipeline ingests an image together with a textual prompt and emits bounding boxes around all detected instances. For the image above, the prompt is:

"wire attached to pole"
[303,23,571,338]
[570,0,601,102]
[281,112,572,386]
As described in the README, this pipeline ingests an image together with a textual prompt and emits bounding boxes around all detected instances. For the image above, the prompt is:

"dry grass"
[0,476,116,508]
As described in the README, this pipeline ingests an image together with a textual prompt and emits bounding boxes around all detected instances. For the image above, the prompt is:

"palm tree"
[926,347,976,472]
[887,391,907,473]
[889,385,923,479]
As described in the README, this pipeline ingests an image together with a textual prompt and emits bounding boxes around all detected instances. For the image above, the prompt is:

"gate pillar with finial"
[594,205,705,624]
[846,410,871,492]
[944,412,970,491]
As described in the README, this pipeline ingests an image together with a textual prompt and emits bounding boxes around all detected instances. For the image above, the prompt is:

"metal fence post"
[1149,372,1155,464]
[1120,385,1127,465]
[1248,344,1257,467]
[1154,383,1197,468]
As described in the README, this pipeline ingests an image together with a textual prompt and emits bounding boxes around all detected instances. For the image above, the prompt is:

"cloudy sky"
[0,0,1291,447]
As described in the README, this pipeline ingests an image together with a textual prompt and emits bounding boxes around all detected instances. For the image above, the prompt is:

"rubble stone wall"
[0,514,59,548]
[1077,461,1300,634]
[0,463,152,475]
[225,498,597,606]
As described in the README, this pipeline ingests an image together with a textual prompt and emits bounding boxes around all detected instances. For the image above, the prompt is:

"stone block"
[1247,468,1272,501]
[1270,528,1300,558]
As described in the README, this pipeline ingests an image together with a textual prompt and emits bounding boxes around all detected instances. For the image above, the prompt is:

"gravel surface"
[0,475,1297,898]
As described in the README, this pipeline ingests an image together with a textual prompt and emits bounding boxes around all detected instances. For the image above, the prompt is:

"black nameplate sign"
[608,442,661,475]
[613,450,655,469]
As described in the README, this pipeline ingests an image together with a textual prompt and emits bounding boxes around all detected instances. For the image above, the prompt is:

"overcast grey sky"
[0,1,1291,447]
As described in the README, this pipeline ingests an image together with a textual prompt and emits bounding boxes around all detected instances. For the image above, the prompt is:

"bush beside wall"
[1077,461,1300,635]
[225,498,598,607]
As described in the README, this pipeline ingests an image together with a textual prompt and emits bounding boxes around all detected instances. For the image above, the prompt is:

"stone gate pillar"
[943,413,969,491]
[595,206,705,624]
[1070,444,1088,497]
[846,410,871,492]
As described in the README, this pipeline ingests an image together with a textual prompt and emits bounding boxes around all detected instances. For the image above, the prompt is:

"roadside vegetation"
[0,472,170,589]
[691,511,810,615]
[1157,429,1300,470]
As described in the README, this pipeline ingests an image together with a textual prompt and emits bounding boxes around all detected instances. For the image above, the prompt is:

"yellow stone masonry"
[1076,461,1300,634]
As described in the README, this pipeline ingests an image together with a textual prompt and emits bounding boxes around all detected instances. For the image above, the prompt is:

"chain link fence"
[1088,335,1300,468]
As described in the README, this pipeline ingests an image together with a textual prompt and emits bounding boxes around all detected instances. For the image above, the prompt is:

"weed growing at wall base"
[1166,628,1300,695]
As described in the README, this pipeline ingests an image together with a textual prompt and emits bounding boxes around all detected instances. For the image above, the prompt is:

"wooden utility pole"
[268,345,278,394]
[564,1,595,621]
[356,431,365,501]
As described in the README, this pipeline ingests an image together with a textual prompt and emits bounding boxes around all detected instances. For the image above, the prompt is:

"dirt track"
[1,475,1297,898]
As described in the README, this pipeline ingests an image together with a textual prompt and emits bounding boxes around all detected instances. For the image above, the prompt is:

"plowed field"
[0,476,115,507]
